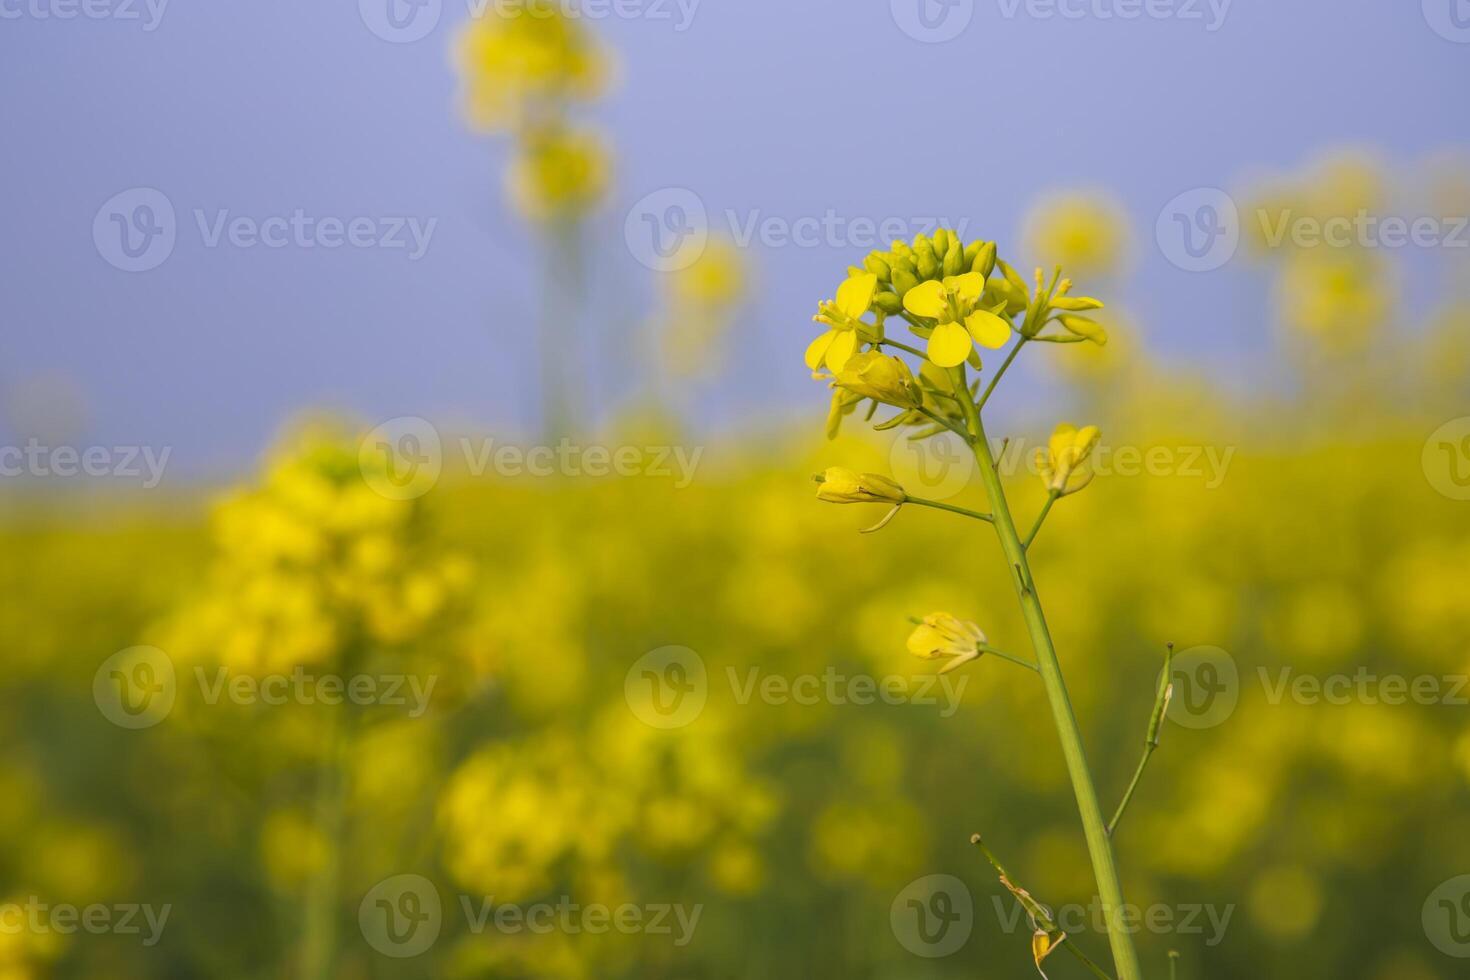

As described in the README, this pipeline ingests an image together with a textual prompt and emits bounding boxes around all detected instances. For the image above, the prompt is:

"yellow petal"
[965,309,1013,349]
[926,321,972,368]
[804,330,837,371]
[824,329,859,372]
[949,271,985,304]
[903,280,947,319]
[836,273,878,320]
[1049,423,1078,462]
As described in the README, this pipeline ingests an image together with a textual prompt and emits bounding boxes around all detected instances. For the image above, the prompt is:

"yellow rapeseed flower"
[902,272,1013,367]
[814,468,905,505]
[1036,423,1101,495]
[907,612,987,673]
[806,273,878,373]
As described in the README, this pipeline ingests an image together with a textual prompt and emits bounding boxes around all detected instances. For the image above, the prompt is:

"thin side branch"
[970,835,1115,980]
[1107,642,1176,838]
[903,495,994,524]
[1024,490,1061,550]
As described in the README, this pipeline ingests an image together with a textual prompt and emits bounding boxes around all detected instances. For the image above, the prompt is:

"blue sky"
[2,0,1467,475]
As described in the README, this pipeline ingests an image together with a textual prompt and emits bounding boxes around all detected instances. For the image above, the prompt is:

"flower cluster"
[457,0,611,221]
[160,424,472,674]
[806,229,1107,443]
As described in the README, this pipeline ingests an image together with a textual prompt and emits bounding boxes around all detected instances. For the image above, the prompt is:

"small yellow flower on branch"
[813,468,905,505]
[1036,423,1101,495]
[833,351,922,409]
[907,612,988,674]
[805,274,879,373]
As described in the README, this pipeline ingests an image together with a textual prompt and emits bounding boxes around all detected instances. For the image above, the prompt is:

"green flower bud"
[1049,296,1105,312]
[916,250,940,281]
[931,227,951,257]
[873,290,903,315]
[891,267,920,296]
[942,241,965,278]
[972,241,997,278]
[864,254,893,283]
[963,240,982,267]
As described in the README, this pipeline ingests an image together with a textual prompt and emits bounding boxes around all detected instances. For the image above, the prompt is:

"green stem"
[913,406,974,443]
[540,222,583,444]
[300,706,350,980]
[954,367,1144,980]
[979,644,1041,673]
[977,338,1027,413]
[902,495,993,524]
[878,337,927,359]
[1025,490,1061,550]
[1108,644,1175,838]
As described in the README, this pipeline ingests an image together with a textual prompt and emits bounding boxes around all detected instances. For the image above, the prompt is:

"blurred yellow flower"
[456,0,609,132]
[1276,251,1395,346]
[1022,191,1131,278]
[507,124,611,221]
[659,238,750,378]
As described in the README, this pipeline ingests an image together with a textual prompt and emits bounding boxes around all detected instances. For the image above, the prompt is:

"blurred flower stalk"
[806,229,1154,978]
[457,0,612,440]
